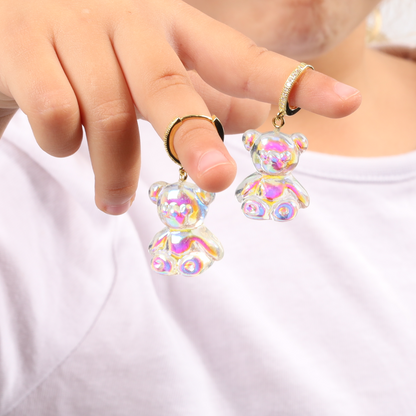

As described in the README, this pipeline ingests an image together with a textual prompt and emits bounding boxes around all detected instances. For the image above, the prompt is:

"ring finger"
[55,28,141,214]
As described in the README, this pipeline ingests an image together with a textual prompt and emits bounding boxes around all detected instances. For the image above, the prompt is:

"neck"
[260,22,416,157]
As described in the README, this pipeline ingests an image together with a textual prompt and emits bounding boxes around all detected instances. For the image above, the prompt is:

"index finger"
[172,4,361,118]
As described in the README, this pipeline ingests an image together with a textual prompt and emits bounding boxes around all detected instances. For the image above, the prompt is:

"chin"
[232,0,363,61]
[259,7,350,60]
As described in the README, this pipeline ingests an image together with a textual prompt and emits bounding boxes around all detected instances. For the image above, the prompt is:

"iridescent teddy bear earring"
[148,115,224,276]
[236,63,313,221]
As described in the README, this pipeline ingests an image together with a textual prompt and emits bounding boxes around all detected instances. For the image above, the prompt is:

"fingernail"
[334,82,360,100]
[198,150,230,174]
[104,195,135,216]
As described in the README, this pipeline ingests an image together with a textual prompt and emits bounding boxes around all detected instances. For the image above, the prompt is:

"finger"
[1,34,82,157]
[188,70,271,133]
[113,21,236,193]
[55,29,140,214]
[173,4,362,118]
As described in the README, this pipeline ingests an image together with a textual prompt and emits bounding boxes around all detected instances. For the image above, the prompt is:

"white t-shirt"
[1,111,416,416]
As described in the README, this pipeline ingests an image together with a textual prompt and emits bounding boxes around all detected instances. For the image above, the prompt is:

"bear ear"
[148,181,168,204]
[291,133,308,153]
[195,188,215,206]
[242,130,261,151]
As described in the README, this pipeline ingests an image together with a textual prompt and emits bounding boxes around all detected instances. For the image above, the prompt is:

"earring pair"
[149,63,314,276]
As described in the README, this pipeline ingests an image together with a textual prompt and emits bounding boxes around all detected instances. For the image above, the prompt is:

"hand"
[0,0,361,214]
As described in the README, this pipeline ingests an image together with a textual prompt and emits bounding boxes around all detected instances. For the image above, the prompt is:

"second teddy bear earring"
[148,115,225,276]
[236,63,313,222]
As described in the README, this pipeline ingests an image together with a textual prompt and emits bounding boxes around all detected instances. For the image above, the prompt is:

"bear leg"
[241,197,269,220]
[271,198,299,221]
[178,252,213,276]
[150,251,177,275]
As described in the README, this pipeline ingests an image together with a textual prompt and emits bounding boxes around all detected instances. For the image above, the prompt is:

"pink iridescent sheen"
[236,129,310,221]
[171,234,218,258]
[264,140,290,152]
[148,180,224,276]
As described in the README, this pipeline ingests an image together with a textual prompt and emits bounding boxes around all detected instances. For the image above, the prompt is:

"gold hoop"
[164,115,224,166]
[274,63,314,130]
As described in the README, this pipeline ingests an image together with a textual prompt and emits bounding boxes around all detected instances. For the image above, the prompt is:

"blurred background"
[373,0,416,46]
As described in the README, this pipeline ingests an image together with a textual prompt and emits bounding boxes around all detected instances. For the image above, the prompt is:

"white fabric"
[1,111,416,415]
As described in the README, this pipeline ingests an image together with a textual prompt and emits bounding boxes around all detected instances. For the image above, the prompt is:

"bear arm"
[235,173,262,202]
[148,228,170,253]
[285,177,310,208]
[190,227,224,261]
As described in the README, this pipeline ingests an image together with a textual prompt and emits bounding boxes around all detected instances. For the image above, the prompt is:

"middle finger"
[113,15,237,193]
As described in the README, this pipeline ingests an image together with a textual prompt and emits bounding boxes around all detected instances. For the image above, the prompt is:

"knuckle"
[148,72,191,98]
[90,99,133,133]
[29,90,78,127]
[241,43,271,94]
[101,181,137,202]
[1,13,33,47]
[175,123,215,149]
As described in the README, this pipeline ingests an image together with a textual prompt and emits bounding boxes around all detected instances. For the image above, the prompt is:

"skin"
[186,0,416,157]
[0,0,362,214]
[185,0,379,60]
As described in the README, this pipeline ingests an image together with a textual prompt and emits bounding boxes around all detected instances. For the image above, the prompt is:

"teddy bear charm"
[236,63,313,222]
[148,115,225,276]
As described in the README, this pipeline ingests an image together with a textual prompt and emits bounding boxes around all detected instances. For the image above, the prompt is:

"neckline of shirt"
[297,150,416,183]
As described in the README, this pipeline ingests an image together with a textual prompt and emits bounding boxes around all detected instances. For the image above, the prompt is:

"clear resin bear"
[236,129,310,221]
[148,180,224,276]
